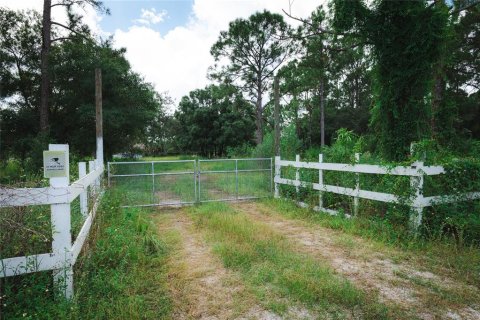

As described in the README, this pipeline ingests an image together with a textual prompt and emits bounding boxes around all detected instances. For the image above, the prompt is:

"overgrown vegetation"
[0,191,172,319]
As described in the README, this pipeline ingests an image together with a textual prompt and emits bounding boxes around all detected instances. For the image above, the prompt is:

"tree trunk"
[431,72,444,138]
[40,0,52,133]
[274,75,280,156]
[431,0,448,140]
[293,94,299,137]
[319,78,325,148]
[255,85,263,145]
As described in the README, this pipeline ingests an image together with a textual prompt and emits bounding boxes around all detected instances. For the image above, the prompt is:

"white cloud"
[1,0,325,104]
[114,0,324,104]
[0,0,104,38]
[133,8,168,25]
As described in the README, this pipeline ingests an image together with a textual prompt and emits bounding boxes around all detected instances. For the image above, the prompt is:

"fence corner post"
[318,154,324,210]
[79,162,88,218]
[274,156,280,198]
[49,144,73,299]
[353,153,360,216]
[410,160,425,233]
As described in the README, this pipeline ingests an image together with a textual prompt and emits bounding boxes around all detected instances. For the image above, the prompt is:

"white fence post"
[410,161,425,232]
[274,156,280,198]
[95,159,101,191]
[79,162,88,218]
[295,154,300,195]
[89,160,96,196]
[354,153,360,216]
[318,154,324,210]
[49,144,73,299]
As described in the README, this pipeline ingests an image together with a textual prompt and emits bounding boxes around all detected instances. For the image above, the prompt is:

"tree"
[174,85,255,156]
[333,0,449,160]
[40,0,108,133]
[445,3,480,141]
[0,10,166,161]
[210,10,292,144]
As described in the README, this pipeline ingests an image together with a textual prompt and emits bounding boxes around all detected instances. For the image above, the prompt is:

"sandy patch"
[155,211,284,319]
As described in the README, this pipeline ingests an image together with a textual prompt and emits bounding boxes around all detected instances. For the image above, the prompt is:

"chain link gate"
[108,160,197,207]
[198,158,272,202]
[108,158,272,207]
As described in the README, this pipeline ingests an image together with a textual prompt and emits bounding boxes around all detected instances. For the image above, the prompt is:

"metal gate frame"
[198,158,273,203]
[108,160,197,207]
[107,158,273,207]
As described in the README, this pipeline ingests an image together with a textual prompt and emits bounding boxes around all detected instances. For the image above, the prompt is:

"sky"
[0,0,324,104]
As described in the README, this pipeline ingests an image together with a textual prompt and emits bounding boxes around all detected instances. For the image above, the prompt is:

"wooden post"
[95,68,103,166]
[79,162,88,218]
[274,75,280,156]
[354,153,360,216]
[274,156,280,198]
[49,144,73,299]
[319,154,324,210]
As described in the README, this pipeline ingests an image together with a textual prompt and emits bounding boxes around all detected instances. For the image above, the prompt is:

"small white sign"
[43,151,68,178]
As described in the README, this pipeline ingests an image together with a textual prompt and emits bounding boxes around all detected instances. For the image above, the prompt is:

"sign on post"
[43,150,68,178]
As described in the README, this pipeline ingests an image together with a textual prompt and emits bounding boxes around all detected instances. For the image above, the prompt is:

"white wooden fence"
[0,144,103,299]
[274,154,480,229]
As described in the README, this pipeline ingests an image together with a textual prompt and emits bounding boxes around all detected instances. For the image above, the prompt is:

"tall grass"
[189,202,391,319]
[0,191,172,319]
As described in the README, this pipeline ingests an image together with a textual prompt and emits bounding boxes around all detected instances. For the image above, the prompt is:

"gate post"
[198,160,201,202]
[151,162,155,204]
[235,159,239,200]
[194,160,198,203]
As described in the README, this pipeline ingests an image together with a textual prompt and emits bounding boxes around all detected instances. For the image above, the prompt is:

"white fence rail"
[0,144,103,299]
[274,154,480,229]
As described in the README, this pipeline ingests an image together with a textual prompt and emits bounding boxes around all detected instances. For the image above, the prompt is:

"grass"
[259,198,480,288]
[0,190,173,319]
[188,202,391,319]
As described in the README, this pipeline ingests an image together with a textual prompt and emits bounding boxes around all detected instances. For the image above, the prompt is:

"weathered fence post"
[410,161,425,232]
[79,162,88,218]
[89,160,96,196]
[49,144,73,299]
[318,154,324,210]
[295,154,300,195]
[354,153,360,216]
[274,156,280,198]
